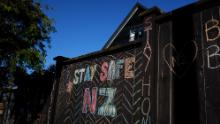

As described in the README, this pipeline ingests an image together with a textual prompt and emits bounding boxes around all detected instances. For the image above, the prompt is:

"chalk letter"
[84,66,91,82]
[141,116,151,124]
[141,97,151,116]
[207,45,220,69]
[98,88,117,117]
[79,68,85,83]
[100,62,108,82]
[107,60,116,80]
[82,87,97,114]
[125,57,135,78]
[90,64,97,81]
[115,59,124,79]
[205,19,220,42]
[73,69,80,84]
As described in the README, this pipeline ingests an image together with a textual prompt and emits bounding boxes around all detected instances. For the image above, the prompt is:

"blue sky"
[42,0,197,68]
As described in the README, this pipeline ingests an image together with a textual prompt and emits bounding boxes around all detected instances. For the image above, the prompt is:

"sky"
[42,0,197,68]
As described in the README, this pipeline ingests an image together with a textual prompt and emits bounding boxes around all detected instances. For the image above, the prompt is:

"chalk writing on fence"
[141,97,151,116]
[163,43,176,74]
[162,40,198,76]
[143,17,152,72]
[142,16,152,124]
[125,57,135,78]
[69,57,135,117]
[205,18,220,69]
[205,18,220,42]
[97,88,117,117]
[82,87,97,114]
[141,116,151,124]
[66,81,73,93]
[207,45,220,69]
[73,57,134,85]
[82,87,117,117]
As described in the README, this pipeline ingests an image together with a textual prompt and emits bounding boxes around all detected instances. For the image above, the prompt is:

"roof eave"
[102,3,148,50]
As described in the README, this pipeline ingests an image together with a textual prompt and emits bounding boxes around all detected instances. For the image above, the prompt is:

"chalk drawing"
[115,59,124,79]
[124,57,135,78]
[65,81,73,104]
[192,40,199,62]
[100,62,108,82]
[142,16,152,124]
[98,88,117,117]
[90,64,97,81]
[141,116,151,124]
[82,87,97,114]
[79,68,85,83]
[205,18,220,42]
[163,43,176,74]
[84,65,91,82]
[141,97,151,116]
[107,60,116,80]
[207,45,220,69]
[162,40,198,75]
[143,17,153,72]
[73,68,85,84]
[142,75,151,97]
[143,41,152,72]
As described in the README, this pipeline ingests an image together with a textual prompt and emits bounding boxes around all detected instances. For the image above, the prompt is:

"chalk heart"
[163,41,198,78]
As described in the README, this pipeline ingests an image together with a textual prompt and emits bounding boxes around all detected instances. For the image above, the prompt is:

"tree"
[12,65,56,123]
[0,0,55,82]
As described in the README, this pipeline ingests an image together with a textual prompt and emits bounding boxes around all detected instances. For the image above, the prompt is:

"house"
[48,1,220,124]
